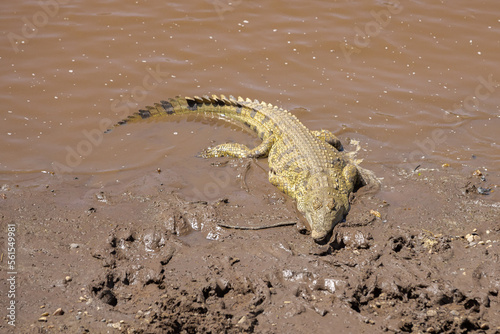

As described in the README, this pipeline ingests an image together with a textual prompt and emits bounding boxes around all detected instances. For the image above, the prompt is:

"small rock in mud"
[53,308,64,316]
[143,230,165,251]
[426,309,437,317]
[96,192,108,203]
[215,278,230,296]
[342,230,372,249]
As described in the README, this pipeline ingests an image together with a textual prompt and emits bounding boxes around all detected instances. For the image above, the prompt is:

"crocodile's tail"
[106,94,278,139]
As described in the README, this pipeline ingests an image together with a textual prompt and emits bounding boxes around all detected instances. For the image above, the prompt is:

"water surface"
[1,0,499,189]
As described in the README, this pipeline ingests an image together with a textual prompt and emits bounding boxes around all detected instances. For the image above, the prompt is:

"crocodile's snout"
[311,229,332,244]
[305,193,348,244]
[307,213,342,244]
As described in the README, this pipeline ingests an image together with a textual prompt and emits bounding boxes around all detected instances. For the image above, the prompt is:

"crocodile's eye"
[312,197,322,210]
[326,198,335,210]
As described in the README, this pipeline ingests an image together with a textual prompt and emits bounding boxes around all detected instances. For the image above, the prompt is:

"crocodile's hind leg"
[312,130,343,151]
[355,165,381,193]
[343,164,380,194]
[342,164,360,193]
[200,135,275,159]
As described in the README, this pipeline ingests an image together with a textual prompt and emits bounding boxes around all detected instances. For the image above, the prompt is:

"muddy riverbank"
[1,160,499,333]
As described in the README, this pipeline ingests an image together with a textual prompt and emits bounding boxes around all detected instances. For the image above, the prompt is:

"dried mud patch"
[1,166,499,333]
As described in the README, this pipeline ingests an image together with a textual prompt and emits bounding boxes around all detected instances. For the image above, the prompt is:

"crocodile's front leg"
[312,130,343,151]
[200,134,275,159]
[268,171,297,198]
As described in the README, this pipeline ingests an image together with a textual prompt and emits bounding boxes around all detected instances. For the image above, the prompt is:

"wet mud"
[1,160,499,333]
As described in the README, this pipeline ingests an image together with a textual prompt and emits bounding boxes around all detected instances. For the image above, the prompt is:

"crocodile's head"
[300,172,350,244]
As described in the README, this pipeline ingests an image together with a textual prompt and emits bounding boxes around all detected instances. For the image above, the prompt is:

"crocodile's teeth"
[202,95,211,103]
[193,96,204,103]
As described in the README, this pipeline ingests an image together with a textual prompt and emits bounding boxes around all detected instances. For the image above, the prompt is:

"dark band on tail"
[138,109,151,119]
[161,100,175,114]
[107,95,253,133]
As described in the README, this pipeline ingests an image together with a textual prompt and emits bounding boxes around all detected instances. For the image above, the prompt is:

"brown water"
[2,2,500,331]
[1,0,499,188]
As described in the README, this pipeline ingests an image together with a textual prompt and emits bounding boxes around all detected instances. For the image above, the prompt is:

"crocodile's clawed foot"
[197,143,253,159]
[197,147,219,159]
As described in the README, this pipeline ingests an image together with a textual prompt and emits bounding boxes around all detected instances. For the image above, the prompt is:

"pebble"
[96,192,107,203]
[65,276,72,283]
[108,322,122,329]
[38,316,48,322]
[215,278,230,295]
[70,243,80,249]
[53,308,64,316]
[238,316,247,324]
[465,233,481,244]
[426,309,437,317]
[41,312,49,316]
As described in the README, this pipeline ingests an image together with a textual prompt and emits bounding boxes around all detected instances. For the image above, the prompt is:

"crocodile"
[109,95,378,244]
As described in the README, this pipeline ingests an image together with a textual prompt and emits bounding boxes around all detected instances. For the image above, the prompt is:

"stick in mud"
[217,222,297,230]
